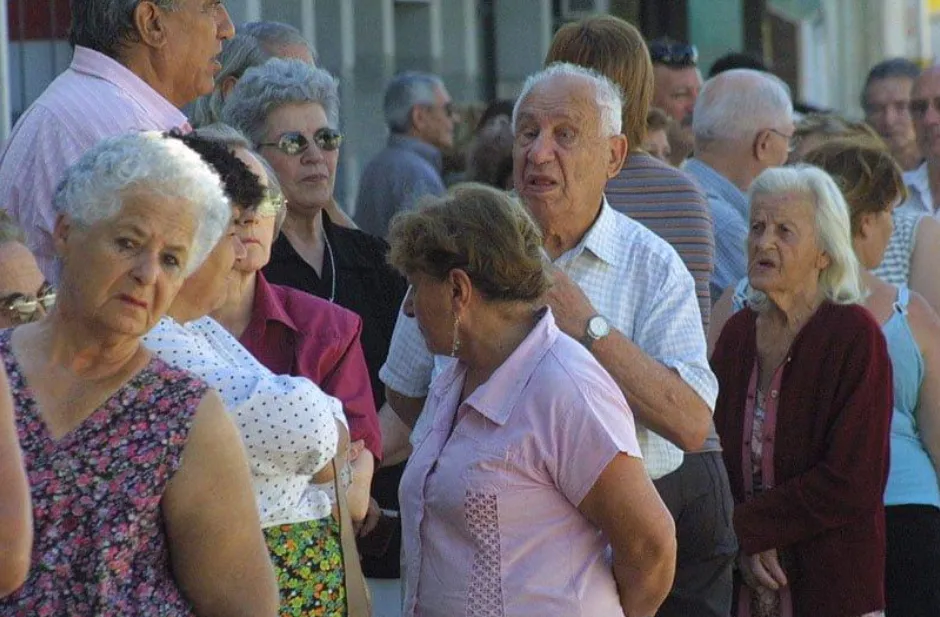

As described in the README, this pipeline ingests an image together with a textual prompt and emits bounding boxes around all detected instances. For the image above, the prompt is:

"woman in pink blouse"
[387,184,676,617]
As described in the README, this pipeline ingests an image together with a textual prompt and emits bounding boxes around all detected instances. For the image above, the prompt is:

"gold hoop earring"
[451,314,461,357]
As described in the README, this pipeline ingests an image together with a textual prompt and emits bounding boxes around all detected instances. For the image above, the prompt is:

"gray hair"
[746,165,865,310]
[0,211,24,245]
[513,62,624,137]
[384,71,444,134]
[862,58,921,110]
[69,0,176,59]
[193,124,288,236]
[53,131,230,276]
[693,69,793,144]
[221,58,340,147]
[191,21,316,128]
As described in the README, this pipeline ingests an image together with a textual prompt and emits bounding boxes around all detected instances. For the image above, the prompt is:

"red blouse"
[711,302,892,617]
[240,271,382,459]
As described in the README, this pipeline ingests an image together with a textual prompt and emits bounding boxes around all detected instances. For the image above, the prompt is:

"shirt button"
[770,390,779,399]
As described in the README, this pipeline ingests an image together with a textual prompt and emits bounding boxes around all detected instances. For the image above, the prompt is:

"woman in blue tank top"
[710,141,940,617]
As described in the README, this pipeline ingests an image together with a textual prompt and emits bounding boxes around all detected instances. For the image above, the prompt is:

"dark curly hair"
[165,130,264,212]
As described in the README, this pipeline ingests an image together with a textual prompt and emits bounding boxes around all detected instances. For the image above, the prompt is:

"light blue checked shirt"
[380,200,718,480]
[684,158,750,304]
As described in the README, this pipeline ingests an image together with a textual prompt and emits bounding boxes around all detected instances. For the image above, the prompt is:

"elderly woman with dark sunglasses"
[0,212,54,329]
[222,58,408,428]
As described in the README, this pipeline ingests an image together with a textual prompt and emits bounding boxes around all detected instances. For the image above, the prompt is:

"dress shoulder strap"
[895,285,911,314]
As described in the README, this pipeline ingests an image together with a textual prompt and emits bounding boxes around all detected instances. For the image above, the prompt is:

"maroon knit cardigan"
[711,302,893,617]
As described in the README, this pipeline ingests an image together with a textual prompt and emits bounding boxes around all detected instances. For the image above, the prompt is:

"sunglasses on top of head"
[259,128,344,156]
[649,40,699,68]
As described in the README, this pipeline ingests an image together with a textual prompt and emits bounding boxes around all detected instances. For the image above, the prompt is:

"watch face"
[588,315,610,338]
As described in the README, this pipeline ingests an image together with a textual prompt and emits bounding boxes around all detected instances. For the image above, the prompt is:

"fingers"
[357,499,381,537]
[349,440,365,461]
[762,550,788,587]
[749,554,780,590]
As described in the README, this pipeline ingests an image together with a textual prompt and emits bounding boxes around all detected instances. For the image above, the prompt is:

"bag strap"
[332,457,373,617]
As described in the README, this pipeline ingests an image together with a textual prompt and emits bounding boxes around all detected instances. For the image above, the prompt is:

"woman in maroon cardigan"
[711,165,892,617]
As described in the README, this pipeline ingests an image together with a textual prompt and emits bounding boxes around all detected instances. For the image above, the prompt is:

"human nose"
[217,5,235,40]
[403,286,416,318]
[131,251,160,286]
[300,139,325,164]
[526,132,555,164]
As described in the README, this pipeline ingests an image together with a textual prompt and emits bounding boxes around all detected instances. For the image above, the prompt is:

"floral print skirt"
[264,516,347,617]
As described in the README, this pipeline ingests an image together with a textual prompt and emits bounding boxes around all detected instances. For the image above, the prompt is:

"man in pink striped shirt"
[0,0,235,282]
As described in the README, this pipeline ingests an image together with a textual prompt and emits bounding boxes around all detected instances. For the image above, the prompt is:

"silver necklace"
[324,232,336,303]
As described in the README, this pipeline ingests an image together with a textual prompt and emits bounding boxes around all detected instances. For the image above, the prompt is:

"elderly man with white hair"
[684,68,795,304]
[382,62,721,617]
[0,0,235,283]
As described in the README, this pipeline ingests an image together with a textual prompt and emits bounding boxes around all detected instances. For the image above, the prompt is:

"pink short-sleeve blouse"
[399,308,643,617]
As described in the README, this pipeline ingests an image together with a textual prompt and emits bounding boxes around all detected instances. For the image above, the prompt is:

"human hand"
[357,498,382,537]
[544,266,596,339]
[739,549,788,590]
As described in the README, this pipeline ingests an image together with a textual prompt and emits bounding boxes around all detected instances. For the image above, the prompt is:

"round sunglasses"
[259,128,344,156]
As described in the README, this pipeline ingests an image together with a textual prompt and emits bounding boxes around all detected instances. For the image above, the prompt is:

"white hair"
[52,131,230,276]
[512,62,623,137]
[383,72,445,134]
[746,165,865,311]
[693,68,793,144]
[190,21,317,128]
[221,58,340,147]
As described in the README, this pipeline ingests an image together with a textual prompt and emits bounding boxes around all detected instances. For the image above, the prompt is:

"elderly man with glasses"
[0,0,235,284]
[684,69,795,304]
[899,65,940,218]
[0,212,54,329]
[354,71,459,238]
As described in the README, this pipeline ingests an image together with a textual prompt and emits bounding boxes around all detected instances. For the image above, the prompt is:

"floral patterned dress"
[0,328,207,616]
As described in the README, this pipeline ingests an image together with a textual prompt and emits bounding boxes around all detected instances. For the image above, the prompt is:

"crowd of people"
[0,2,938,617]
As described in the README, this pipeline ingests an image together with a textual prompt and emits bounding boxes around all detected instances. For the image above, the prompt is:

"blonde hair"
[388,183,550,302]
[801,139,906,235]
[545,15,652,147]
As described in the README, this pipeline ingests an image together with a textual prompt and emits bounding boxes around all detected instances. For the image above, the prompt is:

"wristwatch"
[581,314,611,350]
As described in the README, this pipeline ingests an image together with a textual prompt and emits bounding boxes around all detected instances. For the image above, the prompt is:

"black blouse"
[263,213,408,410]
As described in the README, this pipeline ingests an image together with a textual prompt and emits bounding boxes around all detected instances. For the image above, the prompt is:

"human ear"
[607,134,629,178]
[134,1,169,48]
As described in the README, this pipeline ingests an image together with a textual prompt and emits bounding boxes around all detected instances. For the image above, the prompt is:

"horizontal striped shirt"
[605,151,715,329]
[0,46,188,282]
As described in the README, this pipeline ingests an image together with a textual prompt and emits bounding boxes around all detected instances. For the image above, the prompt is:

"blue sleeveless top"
[730,280,939,507]
[882,287,939,507]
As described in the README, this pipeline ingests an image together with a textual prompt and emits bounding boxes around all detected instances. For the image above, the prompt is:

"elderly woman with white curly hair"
[222,58,408,453]
[710,165,892,617]
[0,132,279,616]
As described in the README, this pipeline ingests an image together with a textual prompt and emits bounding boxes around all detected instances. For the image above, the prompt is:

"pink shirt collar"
[431,307,555,426]
[70,46,187,128]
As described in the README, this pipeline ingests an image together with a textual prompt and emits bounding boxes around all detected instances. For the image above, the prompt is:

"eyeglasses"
[910,97,940,117]
[257,189,287,218]
[1,282,56,324]
[424,101,457,118]
[259,128,344,156]
[649,40,699,67]
[767,127,796,153]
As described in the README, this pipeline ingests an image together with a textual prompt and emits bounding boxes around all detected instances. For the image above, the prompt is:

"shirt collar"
[904,162,931,207]
[387,134,443,172]
[70,46,187,127]
[555,197,621,268]
[249,271,299,334]
[684,158,749,220]
[431,307,559,426]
